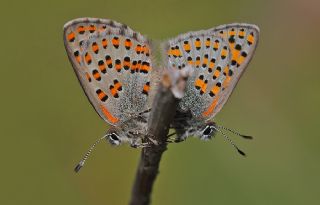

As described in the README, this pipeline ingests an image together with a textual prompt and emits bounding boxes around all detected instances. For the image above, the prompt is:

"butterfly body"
[106,113,149,147]
[171,110,217,142]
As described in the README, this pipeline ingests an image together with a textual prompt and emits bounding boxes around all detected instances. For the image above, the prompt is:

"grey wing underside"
[64,18,158,125]
[163,23,260,121]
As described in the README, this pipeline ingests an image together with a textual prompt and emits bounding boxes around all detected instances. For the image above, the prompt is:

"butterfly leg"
[129,134,160,148]
[166,137,186,144]
[166,132,187,143]
[130,142,152,148]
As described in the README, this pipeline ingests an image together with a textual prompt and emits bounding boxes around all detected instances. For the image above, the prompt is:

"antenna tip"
[241,135,253,140]
[74,161,84,173]
[237,149,246,157]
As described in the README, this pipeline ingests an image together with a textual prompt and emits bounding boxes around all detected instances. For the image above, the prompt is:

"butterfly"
[64,18,259,172]
[164,23,259,155]
[63,18,160,172]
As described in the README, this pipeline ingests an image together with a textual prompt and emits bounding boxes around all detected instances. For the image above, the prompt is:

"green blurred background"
[1,0,319,204]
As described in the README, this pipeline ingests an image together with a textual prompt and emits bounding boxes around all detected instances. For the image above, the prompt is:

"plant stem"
[129,70,189,205]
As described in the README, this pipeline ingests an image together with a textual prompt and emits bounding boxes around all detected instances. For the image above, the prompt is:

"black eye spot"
[229,36,235,43]
[203,126,212,135]
[235,44,242,50]
[241,51,248,57]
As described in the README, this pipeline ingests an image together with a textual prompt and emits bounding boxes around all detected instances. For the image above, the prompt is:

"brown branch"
[129,69,191,205]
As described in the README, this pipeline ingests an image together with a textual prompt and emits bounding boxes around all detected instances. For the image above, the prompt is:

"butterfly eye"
[108,133,121,146]
[202,126,213,136]
[110,133,119,140]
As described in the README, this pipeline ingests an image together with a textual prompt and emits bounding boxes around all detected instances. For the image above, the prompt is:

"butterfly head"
[106,132,121,146]
[105,126,127,146]
[173,121,217,142]
[105,125,145,147]
[198,121,217,140]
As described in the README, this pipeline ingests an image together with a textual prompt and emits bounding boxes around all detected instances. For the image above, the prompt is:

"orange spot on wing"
[194,79,204,88]
[106,57,112,65]
[223,76,231,88]
[93,71,100,79]
[123,61,130,68]
[125,39,132,49]
[110,88,117,96]
[75,56,81,63]
[209,60,215,70]
[77,26,86,34]
[213,69,220,78]
[98,63,106,73]
[195,58,200,67]
[239,30,245,38]
[89,25,96,33]
[202,98,218,117]
[114,82,122,90]
[85,53,92,64]
[115,64,121,71]
[247,34,254,44]
[102,39,108,48]
[100,105,119,124]
[92,43,99,53]
[173,49,181,57]
[184,43,191,52]
[211,86,220,95]
[188,59,194,65]
[229,29,236,36]
[203,56,208,66]
[213,41,219,50]
[67,32,75,42]
[195,39,201,48]
[143,84,150,92]
[98,92,106,100]
[201,83,208,94]
[141,63,150,72]
[221,48,227,57]
[135,45,142,53]
[112,38,119,47]
[205,39,210,47]
[223,65,229,74]
[238,56,245,65]
[232,49,240,62]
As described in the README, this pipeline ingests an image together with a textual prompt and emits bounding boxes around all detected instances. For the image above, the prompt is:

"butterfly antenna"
[215,125,253,139]
[212,127,246,156]
[74,135,107,173]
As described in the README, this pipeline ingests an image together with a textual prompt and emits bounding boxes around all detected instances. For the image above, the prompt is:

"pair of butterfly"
[63,18,259,172]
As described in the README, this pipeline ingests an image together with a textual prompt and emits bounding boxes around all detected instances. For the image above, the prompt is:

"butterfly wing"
[64,18,155,125]
[164,23,259,120]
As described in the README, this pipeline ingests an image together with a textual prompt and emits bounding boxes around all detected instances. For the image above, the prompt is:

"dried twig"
[129,68,191,205]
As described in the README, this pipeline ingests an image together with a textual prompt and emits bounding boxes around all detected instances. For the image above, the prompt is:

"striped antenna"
[215,125,253,139]
[211,126,246,156]
[74,135,107,173]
